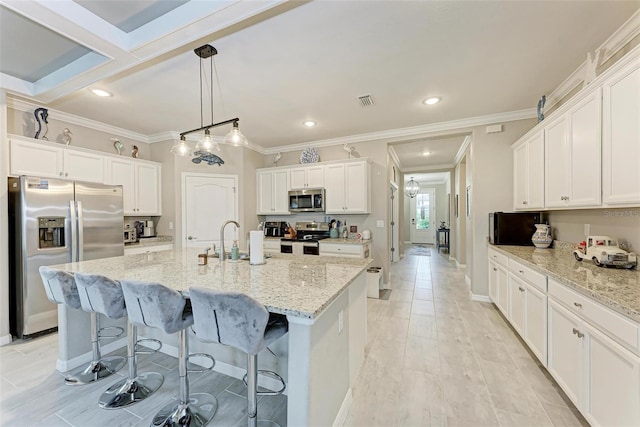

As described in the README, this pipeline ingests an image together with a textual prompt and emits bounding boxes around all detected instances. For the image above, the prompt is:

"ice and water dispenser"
[38,217,65,248]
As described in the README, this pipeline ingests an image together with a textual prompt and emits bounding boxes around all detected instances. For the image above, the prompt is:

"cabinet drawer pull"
[518,287,525,292]
[518,270,524,274]
[572,328,584,338]
[573,302,582,308]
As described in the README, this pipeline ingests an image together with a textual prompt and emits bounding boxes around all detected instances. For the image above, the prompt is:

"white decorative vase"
[532,224,552,248]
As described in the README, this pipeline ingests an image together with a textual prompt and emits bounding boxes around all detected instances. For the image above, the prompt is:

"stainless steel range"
[280,222,330,255]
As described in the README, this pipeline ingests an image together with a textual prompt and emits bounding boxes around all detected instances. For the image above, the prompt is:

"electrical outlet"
[169,221,174,230]
[376,220,384,228]
[338,310,344,334]
[584,224,590,236]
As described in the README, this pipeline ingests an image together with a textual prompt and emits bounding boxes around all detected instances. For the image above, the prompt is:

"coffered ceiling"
[1,1,638,161]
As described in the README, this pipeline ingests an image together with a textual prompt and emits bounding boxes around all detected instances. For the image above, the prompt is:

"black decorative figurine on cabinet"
[34,107,49,140]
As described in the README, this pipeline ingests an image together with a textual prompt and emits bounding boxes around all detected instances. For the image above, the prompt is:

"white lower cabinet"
[508,275,526,337]
[509,273,547,365]
[495,264,509,317]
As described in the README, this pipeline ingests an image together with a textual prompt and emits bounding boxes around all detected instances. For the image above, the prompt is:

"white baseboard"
[471,294,492,303]
[56,337,127,372]
[454,259,466,269]
[0,334,12,346]
[465,275,471,287]
[332,388,353,427]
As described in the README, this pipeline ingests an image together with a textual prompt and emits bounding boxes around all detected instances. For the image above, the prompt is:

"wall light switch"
[584,224,590,236]
[169,221,174,230]
[376,220,385,228]
[338,310,344,334]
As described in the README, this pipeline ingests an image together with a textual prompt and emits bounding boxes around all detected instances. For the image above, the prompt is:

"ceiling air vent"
[358,94,375,107]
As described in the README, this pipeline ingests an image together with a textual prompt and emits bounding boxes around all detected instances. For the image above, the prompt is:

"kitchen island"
[51,248,372,426]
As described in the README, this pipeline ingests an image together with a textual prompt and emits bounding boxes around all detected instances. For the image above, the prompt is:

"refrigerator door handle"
[70,200,78,262]
[77,201,84,262]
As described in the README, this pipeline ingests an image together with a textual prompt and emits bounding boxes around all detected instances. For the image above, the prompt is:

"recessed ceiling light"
[91,89,112,97]
[422,151,432,156]
[303,120,317,127]
[423,97,441,105]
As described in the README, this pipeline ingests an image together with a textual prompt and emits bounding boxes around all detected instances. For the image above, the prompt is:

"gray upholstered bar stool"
[121,280,217,427]
[39,266,126,385]
[74,272,164,409]
[189,287,288,427]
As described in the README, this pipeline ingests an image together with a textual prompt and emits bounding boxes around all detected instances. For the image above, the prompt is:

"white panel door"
[344,162,367,213]
[527,132,545,209]
[257,170,275,214]
[63,150,104,183]
[602,60,640,205]
[183,174,237,249]
[545,117,569,208]
[272,169,290,214]
[10,139,63,179]
[508,275,526,337]
[585,323,640,427]
[106,158,136,214]
[525,283,547,365]
[410,188,435,244]
[547,299,583,408]
[136,163,161,215]
[513,142,528,210]
[324,163,346,213]
[306,165,325,188]
[289,168,307,189]
[568,90,601,207]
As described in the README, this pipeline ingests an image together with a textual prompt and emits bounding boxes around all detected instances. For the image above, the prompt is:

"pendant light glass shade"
[405,177,420,198]
[170,136,193,156]
[195,129,215,152]
[223,122,248,146]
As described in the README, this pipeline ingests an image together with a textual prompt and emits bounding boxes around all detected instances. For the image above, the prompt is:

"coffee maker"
[135,220,156,238]
[263,221,287,237]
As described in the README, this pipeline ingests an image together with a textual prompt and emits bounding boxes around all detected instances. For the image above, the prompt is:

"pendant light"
[171,44,246,156]
[405,177,420,198]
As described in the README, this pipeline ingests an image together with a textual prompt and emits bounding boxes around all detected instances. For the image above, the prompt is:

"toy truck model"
[573,236,637,269]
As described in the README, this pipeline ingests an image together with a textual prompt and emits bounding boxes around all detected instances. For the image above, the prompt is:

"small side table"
[436,228,450,253]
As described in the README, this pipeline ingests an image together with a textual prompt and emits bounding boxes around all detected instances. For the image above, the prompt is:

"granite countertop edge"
[490,243,640,323]
[319,238,371,245]
[125,236,173,248]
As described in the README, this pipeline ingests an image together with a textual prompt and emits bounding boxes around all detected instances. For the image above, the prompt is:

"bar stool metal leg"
[99,322,164,408]
[152,329,218,427]
[246,354,281,427]
[64,312,126,385]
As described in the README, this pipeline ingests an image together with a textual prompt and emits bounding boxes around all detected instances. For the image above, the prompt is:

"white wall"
[0,90,10,344]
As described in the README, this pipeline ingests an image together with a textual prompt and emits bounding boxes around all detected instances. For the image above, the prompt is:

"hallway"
[345,246,587,426]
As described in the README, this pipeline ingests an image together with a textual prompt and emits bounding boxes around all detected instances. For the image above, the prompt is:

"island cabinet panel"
[513,131,544,210]
[602,59,640,206]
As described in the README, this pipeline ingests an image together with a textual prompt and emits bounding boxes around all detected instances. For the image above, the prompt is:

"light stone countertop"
[491,243,640,323]
[319,238,371,245]
[125,235,173,248]
[50,248,372,320]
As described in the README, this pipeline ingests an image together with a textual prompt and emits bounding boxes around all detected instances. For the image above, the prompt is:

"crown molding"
[262,108,536,155]
[147,131,179,144]
[403,164,455,173]
[388,146,401,169]
[453,135,472,166]
[7,97,150,143]
[546,9,640,111]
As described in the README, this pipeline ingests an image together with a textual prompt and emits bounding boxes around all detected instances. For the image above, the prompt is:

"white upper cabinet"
[105,158,162,216]
[602,59,640,205]
[10,137,103,183]
[544,90,601,208]
[513,131,544,210]
[257,169,290,215]
[324,160,370,214]
[290,165,324,189]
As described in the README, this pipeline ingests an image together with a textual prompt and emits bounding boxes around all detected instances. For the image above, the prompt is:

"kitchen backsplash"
[548,208,640,252]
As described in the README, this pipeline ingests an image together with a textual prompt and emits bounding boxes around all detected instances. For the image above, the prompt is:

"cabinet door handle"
[59,172,64,177]
[493,267,497,271]
[574,302,582,308]
[522,201,528,205]
[519,270,524,274]
[572,328,584,338]
[65,172,68,177]
[518,287,525,292]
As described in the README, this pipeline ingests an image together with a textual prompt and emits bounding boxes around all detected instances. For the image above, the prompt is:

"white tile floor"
[0,246,587,426]
[344,245,588,427]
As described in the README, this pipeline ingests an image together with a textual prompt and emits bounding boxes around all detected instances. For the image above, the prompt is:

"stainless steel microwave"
[288,189,325,212]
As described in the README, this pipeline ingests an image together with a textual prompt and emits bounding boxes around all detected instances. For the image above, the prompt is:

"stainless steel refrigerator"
[8,176,124,338]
